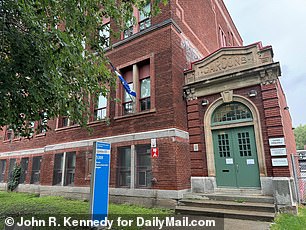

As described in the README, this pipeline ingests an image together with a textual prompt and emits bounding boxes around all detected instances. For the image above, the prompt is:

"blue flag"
[109,61,136,97]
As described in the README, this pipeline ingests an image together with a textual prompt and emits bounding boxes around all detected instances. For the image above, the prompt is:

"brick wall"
[261,82,293,177]
[187,83,294,178]
[276,80,296,176]
[171,0,242,57]
[0,1,241,192]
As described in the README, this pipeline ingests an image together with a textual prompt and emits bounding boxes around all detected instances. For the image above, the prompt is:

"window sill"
[114,108,156,121]
[88,119,108,127]
[35,133,46,138]
[3,140,12,144]
[55,124,80,132]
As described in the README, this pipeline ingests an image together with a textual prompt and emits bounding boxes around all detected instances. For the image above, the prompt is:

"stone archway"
[204,95,267,179]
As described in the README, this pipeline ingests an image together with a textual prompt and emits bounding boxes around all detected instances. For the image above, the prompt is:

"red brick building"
[0,1,296,210]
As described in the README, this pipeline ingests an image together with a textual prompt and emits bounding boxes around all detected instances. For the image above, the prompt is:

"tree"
[294,124,306,150]
[0,0,167,136]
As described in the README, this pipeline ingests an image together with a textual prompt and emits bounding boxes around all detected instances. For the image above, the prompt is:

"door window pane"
[217,134,230,157]
[238,132,252,157]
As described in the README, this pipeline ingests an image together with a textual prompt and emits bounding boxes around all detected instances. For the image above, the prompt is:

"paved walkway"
[224,218,271,230]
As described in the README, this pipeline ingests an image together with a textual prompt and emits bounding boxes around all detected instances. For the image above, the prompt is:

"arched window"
[212,102,252,125]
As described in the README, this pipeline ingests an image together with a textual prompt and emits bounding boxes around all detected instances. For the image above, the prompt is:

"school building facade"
[0,0,297,211]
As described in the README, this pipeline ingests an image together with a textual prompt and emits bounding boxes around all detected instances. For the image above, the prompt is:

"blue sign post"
[90,142,111,222]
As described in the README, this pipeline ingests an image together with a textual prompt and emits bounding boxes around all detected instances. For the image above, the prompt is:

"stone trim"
[184,62,281,99]
[0,183,189,200]
[204,95,267,177]
[0,128,189,157]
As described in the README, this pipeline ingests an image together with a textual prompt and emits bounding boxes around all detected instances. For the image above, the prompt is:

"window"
[53,153,63,185]
[65,152,76,186]
[139,62,151,111]
[99,22,110,48]
[58,113,75,128]
[212,102,253,125]
[139,3,151,31]
[123,3,152,40]
[121,66,135,115]
[31,156,42,184]
[116,144,152,189]
[8,159,16,180]
[219,27,226,47]
[136,145,152,188]
[228,31,234,46]
[20,158,29,184]
[117,147,131,187]
[86,157,93,180]
[124,19,134,39]
[94,94,107,120]
[53,152,76,186]
[119,59,151,116]
[0,160,6,182]
[123,83,134,115]
[28,121,35,136]
[4,128,13,141]
[38,112,48,134]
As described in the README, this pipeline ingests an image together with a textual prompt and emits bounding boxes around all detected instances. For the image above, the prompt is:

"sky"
[223,0,306,127]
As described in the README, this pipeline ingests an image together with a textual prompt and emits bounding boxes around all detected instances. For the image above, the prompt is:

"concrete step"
[184,193,274,204]
[175,205,275,222]
[214,188,262,195]
[179,199,275,213]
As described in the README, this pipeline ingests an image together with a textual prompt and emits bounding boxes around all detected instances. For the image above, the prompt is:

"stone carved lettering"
[198,54,254,77]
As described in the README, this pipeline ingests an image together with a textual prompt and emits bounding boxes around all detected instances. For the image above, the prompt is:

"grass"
[0,191,172,229]
[271,206,306,230]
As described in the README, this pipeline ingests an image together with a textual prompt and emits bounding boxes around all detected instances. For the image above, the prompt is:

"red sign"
[151,147,159,158]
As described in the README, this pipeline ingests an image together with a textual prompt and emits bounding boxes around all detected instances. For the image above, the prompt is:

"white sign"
[226,158,234,165]
[193,144,199,152]
[269,138,285,146]
[247,159,255,165]
[270,148,287,156]
[151,139,156,148]
[272,158,288,167]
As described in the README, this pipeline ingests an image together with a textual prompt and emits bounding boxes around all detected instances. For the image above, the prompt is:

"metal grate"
[292,152,306,204]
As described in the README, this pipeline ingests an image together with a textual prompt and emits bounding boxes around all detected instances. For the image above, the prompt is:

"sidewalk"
[224,218,271,230]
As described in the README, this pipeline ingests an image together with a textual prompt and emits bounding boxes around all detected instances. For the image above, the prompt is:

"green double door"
[213,126,260,188]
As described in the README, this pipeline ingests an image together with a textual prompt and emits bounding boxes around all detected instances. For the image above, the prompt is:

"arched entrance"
[203,94,267,188]
[211,102,260,188]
